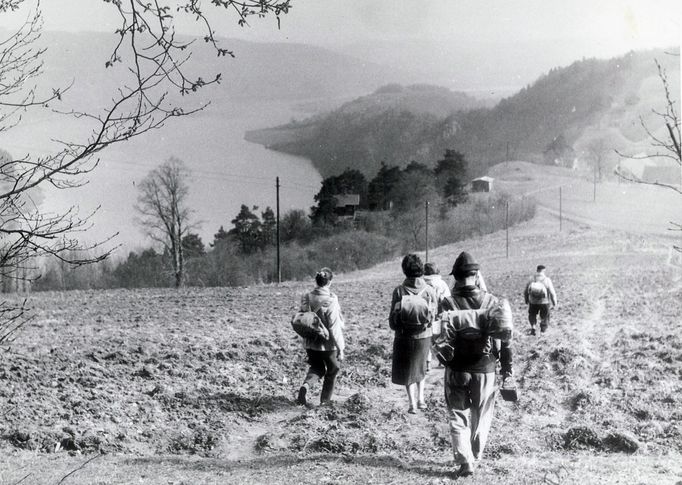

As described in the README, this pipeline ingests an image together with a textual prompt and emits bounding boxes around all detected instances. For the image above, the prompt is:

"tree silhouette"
[135,158,194,287]
[229,204,262,254]
[434,149,469,205]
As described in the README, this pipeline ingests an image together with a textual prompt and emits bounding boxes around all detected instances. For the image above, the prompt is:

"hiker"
[523,264,557,335]
[389,253,437,413]
[423,262,451,370]
[424,262,451,306]
[439,251,513,478]
[296,267,345,406]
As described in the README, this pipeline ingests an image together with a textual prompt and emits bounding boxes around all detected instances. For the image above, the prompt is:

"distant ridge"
[247,48,680,178]
[30,30,419,107]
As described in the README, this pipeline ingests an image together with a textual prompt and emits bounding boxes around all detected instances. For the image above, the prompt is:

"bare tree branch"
[0,0,290,341]
[615,56,681,252]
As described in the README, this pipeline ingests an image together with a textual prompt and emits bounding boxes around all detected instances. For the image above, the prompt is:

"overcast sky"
[1,0,679,58]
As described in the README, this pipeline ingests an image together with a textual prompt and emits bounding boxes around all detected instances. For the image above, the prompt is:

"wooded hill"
[248,48,680,178]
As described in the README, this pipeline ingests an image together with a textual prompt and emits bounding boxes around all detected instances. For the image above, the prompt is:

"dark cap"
[450,251,480,278]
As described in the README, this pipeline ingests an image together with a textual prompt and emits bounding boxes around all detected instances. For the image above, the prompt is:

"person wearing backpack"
[389,253,437,414]
[423,262,451,371]
[296,267,345,406]
[523,264,557,335]
[439,251,513,478]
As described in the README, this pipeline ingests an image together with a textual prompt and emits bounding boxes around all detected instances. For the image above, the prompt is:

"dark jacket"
[442,285,513,374]
[389,277,436,340]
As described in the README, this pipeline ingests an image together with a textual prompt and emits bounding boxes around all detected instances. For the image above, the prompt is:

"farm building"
[471,176,494,192]
[333,194,361,218]
[619,157,680,185]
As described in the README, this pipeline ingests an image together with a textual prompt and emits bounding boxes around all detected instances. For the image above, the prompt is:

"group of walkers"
[292,254,558,479]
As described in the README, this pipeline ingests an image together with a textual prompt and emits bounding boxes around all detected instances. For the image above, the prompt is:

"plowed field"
[1,209,681,484]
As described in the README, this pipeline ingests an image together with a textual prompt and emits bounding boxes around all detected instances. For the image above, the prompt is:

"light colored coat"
[524,272,557,306]
[300,286,345,352]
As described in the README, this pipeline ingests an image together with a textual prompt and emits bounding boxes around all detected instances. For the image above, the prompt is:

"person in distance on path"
[296,267,345,406]
[523,264,557,335]
[439,251,513,478]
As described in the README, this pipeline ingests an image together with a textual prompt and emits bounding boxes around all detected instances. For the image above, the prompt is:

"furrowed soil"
[1,172,682,483]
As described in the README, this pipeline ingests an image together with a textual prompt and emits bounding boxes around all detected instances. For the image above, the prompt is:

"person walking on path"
[439,251,513,478]
[423,262,451,306]
[389,253,437,414]
[296,267,345,406]
[523,264,557,335]
[423,262,450,371]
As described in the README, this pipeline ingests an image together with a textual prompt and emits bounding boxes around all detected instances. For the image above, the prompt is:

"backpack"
[528,278,548,304]
[433,292,510,364]
[440,293,494,341]
[291,294,329,341]
[393,287,432,332]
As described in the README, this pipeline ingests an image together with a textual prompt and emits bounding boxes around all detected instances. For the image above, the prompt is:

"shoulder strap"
[448,295,462,310]
[480,292,494,309]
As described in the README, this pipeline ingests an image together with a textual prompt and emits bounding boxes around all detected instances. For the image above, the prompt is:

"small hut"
[471,176,494,192]
[333,194,361,218]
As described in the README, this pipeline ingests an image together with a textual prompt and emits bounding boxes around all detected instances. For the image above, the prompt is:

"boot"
[296,384,308,405]
[456,462,474,477]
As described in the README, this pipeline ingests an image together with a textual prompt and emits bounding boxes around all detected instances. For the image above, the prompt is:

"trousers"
[528,303,550,330]
[302,349,340,403]
[444,369,497,465]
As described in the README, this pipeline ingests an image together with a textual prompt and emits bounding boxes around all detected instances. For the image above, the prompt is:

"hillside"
[248,48,680,178]
[0,170,681,483]
[244,84,485,160]
[34,31,417,106]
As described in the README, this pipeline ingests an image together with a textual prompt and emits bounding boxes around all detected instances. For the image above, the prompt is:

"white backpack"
[528,277,548,304]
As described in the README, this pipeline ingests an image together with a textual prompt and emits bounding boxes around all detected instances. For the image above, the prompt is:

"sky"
[0,0,680,58]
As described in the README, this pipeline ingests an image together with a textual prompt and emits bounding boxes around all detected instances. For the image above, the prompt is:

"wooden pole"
[425,200,429,262]
[559,186,563,232]
[276,176,281,284]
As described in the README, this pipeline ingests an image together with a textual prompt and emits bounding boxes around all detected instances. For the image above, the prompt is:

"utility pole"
[505,200,509,258]
[425,200,429,262]
[276,176,281,284]
[559,186,563,232]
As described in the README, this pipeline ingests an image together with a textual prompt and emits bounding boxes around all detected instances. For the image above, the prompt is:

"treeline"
[33,150,536,291]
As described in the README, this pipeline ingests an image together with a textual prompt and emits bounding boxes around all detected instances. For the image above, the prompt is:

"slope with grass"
[0,184,681,484]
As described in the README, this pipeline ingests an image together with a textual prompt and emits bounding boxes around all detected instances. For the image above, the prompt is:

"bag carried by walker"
[439,293,494,340]
[393,287,432,333]
[528,277,548,304]
[291,294,329,341]
[433,293,514,364]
